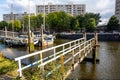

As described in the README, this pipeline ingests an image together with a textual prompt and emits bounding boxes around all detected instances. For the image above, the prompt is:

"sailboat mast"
[11,4,14,38]
[28,0,31,52]
[28,0,30,35]
[43,0,45,30]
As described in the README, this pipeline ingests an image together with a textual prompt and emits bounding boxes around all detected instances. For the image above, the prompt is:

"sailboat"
[5,2,39,47]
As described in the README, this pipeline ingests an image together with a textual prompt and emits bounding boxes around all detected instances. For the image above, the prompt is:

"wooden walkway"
[14,33,99,80]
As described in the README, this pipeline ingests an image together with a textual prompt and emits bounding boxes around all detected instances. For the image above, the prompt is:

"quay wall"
[57,33,120,41]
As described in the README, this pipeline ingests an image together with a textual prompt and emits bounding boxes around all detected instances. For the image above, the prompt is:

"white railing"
[0,30,18,38]
[15,37,95,78]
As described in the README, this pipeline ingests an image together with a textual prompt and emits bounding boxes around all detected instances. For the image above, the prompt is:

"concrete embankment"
[57,33,120,41]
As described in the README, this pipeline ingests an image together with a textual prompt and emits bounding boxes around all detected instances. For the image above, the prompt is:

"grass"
[0,52,18,78]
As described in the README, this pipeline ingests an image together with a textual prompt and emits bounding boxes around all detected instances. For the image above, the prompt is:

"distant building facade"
[115,0,120,23]
[3,12,34,22]
[36,3,86,16]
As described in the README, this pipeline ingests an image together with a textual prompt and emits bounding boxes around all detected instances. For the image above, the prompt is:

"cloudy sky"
[0,0,115,25]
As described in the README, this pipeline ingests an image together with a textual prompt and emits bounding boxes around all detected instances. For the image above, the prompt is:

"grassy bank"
[0,52,18,79]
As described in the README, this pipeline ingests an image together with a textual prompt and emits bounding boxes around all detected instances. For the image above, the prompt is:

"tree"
[86,18,96,32]
[76,13,101,32]
[107,15,119,31]
[30,15,37,30]
[0,21,8,30]
[84,13,101,25]
[23,15,29,31]
[46,11,71,32]
[9,20,22,31]
[36,14,43,29]
[70,16,79,31]
[76,15,86,32]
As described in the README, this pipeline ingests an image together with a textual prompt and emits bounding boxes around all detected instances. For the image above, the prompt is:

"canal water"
[0,40,120,79]
[68,41,120,80]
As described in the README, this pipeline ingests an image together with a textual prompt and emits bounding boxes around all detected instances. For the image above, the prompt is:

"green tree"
[107,15,119,31]
[23,15,29,31]
[70,16,79,31]
[46,11,71,32]
[30,15,37,30]
[84,13,101,25]
[36,14,43,29]
[0,21,8,30]
[86,18,96,32]
[9,20,21,31]
[76,15,86,32]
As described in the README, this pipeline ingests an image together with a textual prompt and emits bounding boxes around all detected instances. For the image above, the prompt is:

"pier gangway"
[15,33,99,80]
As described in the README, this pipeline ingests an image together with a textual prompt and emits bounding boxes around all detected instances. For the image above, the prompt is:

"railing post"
[83,32,86,57]
[40,53,44,78]
[18,60,22,78]
[79,44,81,63]
[72,49,74,70]
[54,48,56,58]
[60,54,65,79]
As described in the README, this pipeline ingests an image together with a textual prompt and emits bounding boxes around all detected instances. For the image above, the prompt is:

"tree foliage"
[76,13,101,32]
[107,15,119,31]
[46,11,72,32]
[9,20,21,31]
[0,21,8,30]
[86,18,96,32]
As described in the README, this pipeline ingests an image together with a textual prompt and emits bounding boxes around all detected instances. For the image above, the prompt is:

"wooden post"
[28,31,35,53]
[83,32,86,41]
[40,52,45,79]
[92,32,98,64]
[72,50,74,70]
[83,32,86,57]
[4,26,7,41]
[60,55,64,79]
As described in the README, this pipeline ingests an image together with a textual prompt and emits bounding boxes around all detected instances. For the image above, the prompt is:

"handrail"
[15,36,95,78]
[15,38,85,61]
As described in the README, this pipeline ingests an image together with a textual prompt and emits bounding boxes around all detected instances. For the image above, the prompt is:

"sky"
[0,0,115,25]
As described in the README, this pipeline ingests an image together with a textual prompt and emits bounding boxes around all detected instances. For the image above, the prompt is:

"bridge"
[14,33,99,80]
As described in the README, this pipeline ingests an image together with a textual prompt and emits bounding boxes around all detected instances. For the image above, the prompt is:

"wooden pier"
[14,33,99,80]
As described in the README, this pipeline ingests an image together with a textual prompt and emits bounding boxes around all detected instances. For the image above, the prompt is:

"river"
[67,41,120,80]
[0,40,120,79]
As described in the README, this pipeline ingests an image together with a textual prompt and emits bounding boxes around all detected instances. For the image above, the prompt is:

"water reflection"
[67,42,120,79]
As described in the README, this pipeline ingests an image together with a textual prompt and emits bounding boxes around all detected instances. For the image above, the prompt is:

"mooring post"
[83,32,86,57]
[83,32,86,41]
[4,26,7,41]
[28,31,35,53]
[92,32,98,64]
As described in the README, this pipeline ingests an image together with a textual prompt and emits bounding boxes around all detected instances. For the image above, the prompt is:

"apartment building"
[115,0,120,23]
[3,12,34,22]
[36,3,86,16]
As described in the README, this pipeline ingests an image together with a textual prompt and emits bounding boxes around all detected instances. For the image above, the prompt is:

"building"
[115,0,120,23]
[36,3,86,16]
[3,12,34,22]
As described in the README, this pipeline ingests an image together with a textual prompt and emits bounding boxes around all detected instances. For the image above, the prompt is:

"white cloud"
[5,0,36,13]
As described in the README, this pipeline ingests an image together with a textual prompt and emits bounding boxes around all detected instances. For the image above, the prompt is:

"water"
[68,41,120,79]
[0,39,69,60]
[0,40,120,79]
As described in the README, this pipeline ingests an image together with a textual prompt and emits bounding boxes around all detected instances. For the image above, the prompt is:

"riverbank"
[0,52,18,80]
[57,33,120,41]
